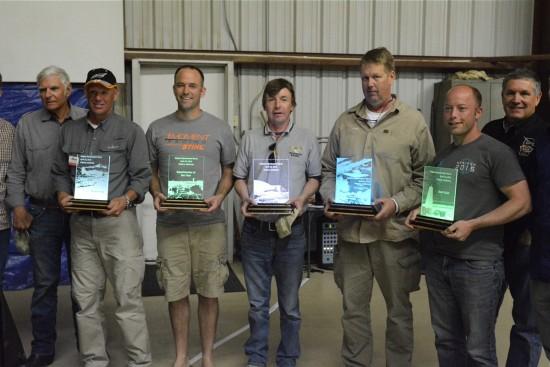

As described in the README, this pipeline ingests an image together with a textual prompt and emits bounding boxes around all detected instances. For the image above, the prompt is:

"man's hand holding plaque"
[68,154,110,211]
[247,158,293,215]
[159,156,208,210]
[408,166,457,231]
[326,157,379,217]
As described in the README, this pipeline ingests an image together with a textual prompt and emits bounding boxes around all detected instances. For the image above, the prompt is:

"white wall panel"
[319,70,348,137]
[448,0,473,56]
[240,0,267,51]
[154,0,183,49]
[347,0,374,54]
[423,1,448,56]
[296,0,322,52]
[295,69,322,135]
[346,68,363,108]
[321,0,347,53]
[495,0,533,56]
[268,0,295,52]
[239,67,267,131]
[373,0,399,51]
[212,0,241,50]
[398,1,424,55]
[471,0,497,57]
[183,0,212,50]
[125,0,534,58]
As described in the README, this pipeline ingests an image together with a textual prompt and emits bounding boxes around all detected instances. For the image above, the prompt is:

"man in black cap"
[52,68,152,367]
[6,65,85,367]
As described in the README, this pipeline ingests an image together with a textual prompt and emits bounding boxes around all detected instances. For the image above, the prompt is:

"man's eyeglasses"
[268,142,277,163]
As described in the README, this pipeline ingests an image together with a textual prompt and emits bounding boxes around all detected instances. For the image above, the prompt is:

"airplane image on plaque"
[160,155,208,210]
[248,158,293,215]
[410,166,458,231]
[70,154,110,210]
[327,157,379,216]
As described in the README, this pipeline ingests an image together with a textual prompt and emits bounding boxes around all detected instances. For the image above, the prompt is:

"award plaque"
[248,158,293,215]
[70,155,110,210]
[410,166,458,231]
[160,156,208,210]
[327,157,378,216]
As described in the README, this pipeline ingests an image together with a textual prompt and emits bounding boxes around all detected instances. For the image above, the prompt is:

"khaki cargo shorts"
[156,222,229,302]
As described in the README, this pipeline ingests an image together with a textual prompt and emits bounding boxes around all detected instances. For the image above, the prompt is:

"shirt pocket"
[98,138,128,174]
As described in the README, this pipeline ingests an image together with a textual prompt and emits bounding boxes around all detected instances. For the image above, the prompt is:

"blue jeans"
[28,204,71,355]
[241,219,305,367]
[424,252,504,367]
[499,241,541,367]
[0,228,9,285]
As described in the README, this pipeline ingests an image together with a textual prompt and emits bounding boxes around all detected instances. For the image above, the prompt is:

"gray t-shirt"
[233,123,322,202]
[146,111,236,226]
[420,134,525,260]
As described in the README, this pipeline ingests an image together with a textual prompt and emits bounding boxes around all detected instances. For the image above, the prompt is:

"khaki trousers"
[334,239,421,367]
[70,209,152,367]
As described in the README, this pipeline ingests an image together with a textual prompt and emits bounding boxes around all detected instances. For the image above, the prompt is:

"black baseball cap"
[85,68,117,89]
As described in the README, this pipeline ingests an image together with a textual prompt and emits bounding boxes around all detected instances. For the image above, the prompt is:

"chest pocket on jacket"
[99,139,128,174]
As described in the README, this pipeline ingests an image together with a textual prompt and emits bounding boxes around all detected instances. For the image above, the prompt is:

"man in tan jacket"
[320,47,435,367]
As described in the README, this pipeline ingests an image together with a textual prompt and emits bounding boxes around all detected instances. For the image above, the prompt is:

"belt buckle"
[268,222,277,232]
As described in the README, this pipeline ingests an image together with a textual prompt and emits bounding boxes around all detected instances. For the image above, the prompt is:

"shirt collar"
[502,113,539,133]
[263,120,295,136]
[39,104,79,124]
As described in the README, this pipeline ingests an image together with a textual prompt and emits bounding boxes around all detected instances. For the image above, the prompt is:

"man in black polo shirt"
[482,68,545,367]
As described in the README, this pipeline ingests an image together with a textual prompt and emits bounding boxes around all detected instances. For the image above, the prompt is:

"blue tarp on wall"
[0,83,88,290]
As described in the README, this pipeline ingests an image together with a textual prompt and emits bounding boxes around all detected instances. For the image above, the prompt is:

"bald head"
[444,85,483,144]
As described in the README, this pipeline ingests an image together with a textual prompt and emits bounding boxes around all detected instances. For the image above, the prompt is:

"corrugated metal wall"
[124,0,534,135]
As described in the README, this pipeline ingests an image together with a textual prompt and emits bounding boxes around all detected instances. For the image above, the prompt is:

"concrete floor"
[5,262,550,367]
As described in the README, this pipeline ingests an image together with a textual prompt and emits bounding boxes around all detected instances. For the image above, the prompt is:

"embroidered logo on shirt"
[518,137,535,157]
[455,159,476,174]
[289,146,303,157]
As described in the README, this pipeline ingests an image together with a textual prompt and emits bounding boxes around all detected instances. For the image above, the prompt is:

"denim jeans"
[530,279,550,360]
[424,252,504,367]
[28,204,71,355]
[499,241,541,367]
[240,219,305,367]
[0,228,9,285]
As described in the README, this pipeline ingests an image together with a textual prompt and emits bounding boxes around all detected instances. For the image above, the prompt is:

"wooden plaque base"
[410,215,453,231]
[327,203,378,217]
[69,199,109,211]
[160,199,209,211]
[248,203,294,215]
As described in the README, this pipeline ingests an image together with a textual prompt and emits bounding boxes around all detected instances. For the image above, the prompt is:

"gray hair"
[36,65,71,89]
[502,68,541,96]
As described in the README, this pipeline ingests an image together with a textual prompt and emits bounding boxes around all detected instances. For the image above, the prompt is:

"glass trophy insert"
[410,166,458,231]
[160,156,208,210]
[327,157,378,216]
[248,158,293,215]
[70,154,110,211]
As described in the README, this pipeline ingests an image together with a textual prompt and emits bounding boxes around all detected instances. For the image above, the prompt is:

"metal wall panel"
[125,0,534,56]
[398,1,423,55]
[321,0,347,53]
[124,0,534,140]
[240,0,267,51]
[295,0,321,52]
[423,1,448,56]
[373,1,399,51]
[471,0,497,57]
[267,0,295,52]
[448,0,473,56]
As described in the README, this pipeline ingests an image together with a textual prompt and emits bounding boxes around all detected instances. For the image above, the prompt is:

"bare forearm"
[234,179,250,201]
[299,178,320,202]
[214,166,234,198]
